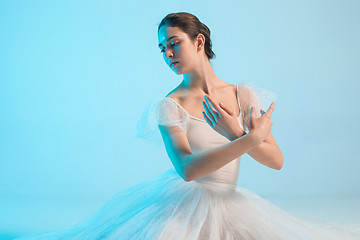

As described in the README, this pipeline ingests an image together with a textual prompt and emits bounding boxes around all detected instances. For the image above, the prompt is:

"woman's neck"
[181,59,227,95]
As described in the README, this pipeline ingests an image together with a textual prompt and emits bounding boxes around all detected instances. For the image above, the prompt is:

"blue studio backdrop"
[1,0,359,238]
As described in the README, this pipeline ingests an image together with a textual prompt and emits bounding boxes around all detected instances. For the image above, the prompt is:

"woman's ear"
[195,33,205,51]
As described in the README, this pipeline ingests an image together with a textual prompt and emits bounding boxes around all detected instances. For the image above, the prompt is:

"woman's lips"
[171,62,178,67]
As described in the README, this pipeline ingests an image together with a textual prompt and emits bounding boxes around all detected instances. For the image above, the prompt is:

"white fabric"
[136,81,278,144]
[236,82,278,133]
[135,96,188,142]
[15,82,360,240]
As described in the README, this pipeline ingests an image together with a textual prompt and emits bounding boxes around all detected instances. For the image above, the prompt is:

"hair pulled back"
[158,12,216,60]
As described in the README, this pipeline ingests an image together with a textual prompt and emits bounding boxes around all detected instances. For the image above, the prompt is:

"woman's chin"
[173,66,186,75]
[173,68,183,75]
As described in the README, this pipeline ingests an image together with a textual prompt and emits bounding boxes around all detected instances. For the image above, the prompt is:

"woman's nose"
[166,49,174,58]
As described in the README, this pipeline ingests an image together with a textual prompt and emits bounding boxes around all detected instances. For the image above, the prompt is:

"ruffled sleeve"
[237,82,278,133]
[135,96,190,143]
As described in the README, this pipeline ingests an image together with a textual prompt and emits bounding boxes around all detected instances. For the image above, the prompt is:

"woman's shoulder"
[165,84,189,104]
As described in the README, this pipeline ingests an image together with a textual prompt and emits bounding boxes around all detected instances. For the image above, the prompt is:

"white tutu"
[15,168,360,240]
[15,82,360,239]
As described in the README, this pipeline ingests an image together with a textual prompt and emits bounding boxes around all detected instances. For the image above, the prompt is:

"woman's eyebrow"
[158,36,179,47]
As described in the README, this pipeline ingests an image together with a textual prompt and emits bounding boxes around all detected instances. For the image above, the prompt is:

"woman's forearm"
[229,131,284,170]
[183,133,261,182]
[247,141,284,170]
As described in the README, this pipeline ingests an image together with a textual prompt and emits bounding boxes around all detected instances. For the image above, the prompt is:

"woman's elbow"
[276,155,284,170]
[183,167,194,182]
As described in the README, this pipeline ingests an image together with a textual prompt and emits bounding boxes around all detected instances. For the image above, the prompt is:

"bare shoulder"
[217,83,239,99]
[216,81,237,92]
[165,84,187,103]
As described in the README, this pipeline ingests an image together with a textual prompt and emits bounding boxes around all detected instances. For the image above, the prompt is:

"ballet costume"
[15,82,360,240]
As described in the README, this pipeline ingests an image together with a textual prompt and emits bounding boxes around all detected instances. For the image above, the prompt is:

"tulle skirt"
[15,168,360,240]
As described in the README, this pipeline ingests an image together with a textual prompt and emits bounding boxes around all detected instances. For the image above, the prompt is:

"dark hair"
[157,12,216,61]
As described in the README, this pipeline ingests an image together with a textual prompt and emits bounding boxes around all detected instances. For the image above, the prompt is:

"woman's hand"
[202,95,245,141]
[247,102,275,144]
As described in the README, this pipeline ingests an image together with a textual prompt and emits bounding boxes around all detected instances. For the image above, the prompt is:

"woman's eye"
[160,42,179,53]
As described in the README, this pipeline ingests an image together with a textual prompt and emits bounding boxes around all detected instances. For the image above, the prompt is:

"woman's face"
[158,26,198,75]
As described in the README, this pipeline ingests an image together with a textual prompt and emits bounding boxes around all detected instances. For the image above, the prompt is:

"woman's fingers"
[204,95,224,118]
[219,102,234,116]
[264,102,275,118]
[202,111,214,127]
[202,101,215,124]
[250,102,275,119]
[249,106,254,121]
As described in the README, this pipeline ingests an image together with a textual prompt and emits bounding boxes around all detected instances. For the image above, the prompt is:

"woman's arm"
[159,124,261,182]
[185,103,282,181]
[159,101,277,182]
[201,92,282,171]
[229,131,284,170]
[184,132,261,182]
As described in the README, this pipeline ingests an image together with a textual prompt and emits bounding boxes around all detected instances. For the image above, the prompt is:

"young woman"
[16,11,360,240]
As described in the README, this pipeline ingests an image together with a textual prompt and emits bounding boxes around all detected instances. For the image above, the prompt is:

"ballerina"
[15,11,360,240]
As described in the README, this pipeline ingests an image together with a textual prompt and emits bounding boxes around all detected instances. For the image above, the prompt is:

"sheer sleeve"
[135,97,190,143]
[237,82,278,133]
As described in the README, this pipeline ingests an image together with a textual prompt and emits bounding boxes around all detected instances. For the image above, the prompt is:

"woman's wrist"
[228,129,246,141]
[244,131,262,147]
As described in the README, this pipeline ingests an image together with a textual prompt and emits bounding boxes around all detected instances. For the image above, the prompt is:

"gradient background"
[1,0,359,239]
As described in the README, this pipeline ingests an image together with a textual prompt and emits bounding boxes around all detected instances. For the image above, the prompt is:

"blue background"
[1,0,359,238]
